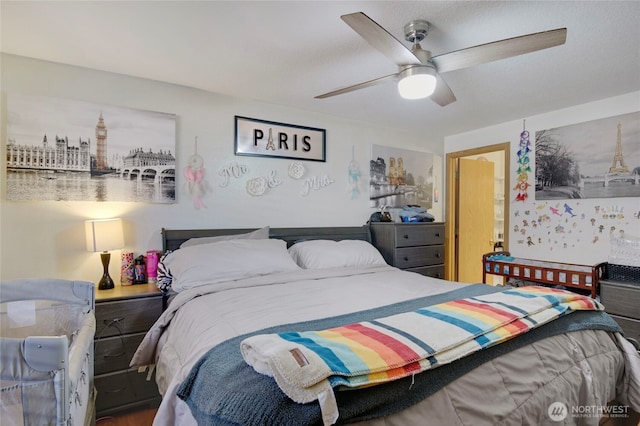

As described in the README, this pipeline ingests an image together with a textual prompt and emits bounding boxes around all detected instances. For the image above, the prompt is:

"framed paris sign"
[234,116,326,162]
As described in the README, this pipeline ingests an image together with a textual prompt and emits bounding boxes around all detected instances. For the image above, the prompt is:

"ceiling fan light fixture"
[397,66,437,100]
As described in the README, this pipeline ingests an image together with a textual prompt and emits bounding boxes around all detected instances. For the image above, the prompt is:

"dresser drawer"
[95,367,160,412]
[394,224,445,248]
[94,332,146,375]
[600,281,640,318]
[609,314,640,343]
[395,246,444,269]
[406,265,445,279]
[95,297,163,337]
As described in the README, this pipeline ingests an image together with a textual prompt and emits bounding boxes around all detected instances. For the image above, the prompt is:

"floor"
[91,408,640,426]
[91,406,640,426]
[95,408,157,426]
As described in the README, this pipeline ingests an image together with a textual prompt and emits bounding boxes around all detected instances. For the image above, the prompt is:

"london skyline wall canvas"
[534,111,640,200]
[6,94,177,203]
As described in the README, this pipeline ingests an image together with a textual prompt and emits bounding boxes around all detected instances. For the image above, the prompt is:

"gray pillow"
[179,226,269,248]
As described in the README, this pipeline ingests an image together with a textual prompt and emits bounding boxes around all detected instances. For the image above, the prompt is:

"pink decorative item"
[120,251,134,285]
[146,250,161,284]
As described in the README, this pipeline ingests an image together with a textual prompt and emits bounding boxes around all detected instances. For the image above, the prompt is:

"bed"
[0,279,96,426]
[131,226,640,426]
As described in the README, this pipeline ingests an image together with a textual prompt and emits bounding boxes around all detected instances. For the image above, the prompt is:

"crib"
[482,251,606,298]
[0,279,96,426]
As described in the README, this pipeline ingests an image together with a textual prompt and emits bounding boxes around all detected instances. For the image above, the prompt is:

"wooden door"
[457,158,495,283]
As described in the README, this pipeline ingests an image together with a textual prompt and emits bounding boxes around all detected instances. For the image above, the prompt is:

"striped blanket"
[240,286,603,426]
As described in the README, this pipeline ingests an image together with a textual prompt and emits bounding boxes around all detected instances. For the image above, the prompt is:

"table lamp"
[85,218,124,290]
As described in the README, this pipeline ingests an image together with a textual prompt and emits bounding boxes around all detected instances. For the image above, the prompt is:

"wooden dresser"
[94,284,165,418]
[599,279,640,345]
[369,222,445,279]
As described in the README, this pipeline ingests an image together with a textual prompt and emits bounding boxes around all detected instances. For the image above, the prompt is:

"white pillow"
[180,226,269,248]
[164,238,300,292]
[288,240,387,269]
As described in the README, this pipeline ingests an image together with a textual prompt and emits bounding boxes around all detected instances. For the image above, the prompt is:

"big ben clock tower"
[95,113,108,170]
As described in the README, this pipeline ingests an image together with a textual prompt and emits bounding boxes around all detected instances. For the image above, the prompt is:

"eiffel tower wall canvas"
[534,111,640,200]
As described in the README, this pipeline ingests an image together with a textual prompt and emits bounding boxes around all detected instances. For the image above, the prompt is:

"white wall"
[0,54,443,282]
[445,91,640,266]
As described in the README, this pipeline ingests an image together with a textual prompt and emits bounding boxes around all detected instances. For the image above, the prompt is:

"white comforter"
[131,266,640,426]
[131,266,468,425]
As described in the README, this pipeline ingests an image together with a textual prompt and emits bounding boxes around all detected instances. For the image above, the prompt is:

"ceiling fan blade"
[431,28,567,73]
[430,75,456,107]
[315,73,398,99]
[341,12,422,66]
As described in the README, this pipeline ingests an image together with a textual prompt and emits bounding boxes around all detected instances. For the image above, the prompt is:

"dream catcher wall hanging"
[184,137,210,209]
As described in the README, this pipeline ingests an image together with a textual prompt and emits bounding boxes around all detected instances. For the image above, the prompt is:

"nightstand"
[600,279,640,344]
[94,284,165,417]
[369,222,445,279]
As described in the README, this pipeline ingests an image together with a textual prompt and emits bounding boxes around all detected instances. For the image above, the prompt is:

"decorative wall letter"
[301,175,334,196]
[266,170,282,188]
[219,161,249,187]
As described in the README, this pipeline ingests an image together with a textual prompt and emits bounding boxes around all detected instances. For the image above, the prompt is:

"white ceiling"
[2,1,639,141]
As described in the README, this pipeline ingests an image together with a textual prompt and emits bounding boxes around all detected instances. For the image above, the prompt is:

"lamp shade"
[397,65,437,100]
[85,218,124,252]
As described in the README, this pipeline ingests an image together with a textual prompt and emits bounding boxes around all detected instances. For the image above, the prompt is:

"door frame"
[445,142,510,281]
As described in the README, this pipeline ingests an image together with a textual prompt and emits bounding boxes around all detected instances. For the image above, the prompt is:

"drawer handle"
[435,233,441,237]
[403,234,409,239]
[435,253,441,258]
[105,386,128,394]
[403,256,409,261]
[103,351,126,358]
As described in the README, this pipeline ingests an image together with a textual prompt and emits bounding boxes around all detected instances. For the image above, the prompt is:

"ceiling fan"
[315,12,567,106]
